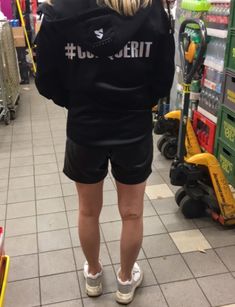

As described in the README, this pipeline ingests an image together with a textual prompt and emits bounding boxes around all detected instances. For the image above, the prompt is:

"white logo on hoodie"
[94,28,104,40]
[65,41,153,60]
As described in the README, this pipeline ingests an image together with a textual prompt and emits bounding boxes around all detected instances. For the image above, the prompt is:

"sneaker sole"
[85,282,103,297]
[115,272,143,304]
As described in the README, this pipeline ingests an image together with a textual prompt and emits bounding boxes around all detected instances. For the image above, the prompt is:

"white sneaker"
[115,262,143,304]
[83,261,103,297]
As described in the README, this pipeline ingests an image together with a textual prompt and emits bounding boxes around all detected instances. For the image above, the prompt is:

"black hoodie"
[35,0,175,146]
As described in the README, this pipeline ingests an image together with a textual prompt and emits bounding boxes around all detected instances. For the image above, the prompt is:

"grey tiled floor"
[1,85,235,307]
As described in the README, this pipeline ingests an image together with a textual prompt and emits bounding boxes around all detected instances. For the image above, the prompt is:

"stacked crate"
[215,0,235,187]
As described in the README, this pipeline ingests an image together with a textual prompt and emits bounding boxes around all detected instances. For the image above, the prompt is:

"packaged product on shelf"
[205,3,230,30]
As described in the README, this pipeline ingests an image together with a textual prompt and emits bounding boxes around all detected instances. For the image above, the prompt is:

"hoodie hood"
[38,0,153,56]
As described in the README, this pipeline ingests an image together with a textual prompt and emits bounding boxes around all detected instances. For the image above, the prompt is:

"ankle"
[118,271,132,283]
[88,263,102,275]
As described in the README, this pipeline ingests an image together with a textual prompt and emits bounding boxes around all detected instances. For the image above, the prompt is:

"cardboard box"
[12,27,25,47]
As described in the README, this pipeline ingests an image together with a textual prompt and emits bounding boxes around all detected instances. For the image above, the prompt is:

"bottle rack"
[198,0,231,123]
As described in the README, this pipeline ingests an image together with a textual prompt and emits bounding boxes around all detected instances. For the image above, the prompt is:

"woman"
[35,0,175,304]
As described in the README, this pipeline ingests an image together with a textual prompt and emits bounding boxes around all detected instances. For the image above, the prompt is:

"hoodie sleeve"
[153,32,175,99]
[35,16,68,108]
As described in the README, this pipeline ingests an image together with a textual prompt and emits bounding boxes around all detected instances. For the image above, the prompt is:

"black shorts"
[63,136,153,185]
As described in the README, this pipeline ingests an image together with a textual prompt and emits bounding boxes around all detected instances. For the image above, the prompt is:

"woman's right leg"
[76,180,104,275]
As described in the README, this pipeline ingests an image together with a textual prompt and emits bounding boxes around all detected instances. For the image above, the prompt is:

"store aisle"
[1,85,235,307]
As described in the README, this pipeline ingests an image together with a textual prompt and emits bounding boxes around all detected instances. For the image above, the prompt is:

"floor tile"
[34,154,56,165]
[149,254,193,283]
[38,229,72,252]
[56,152,66,163]
[35,173,60,187]
[101,221,122,242]
[8,254,38,282]
[107,240,145,264]
[78,265,116,297]
[64,195,78,211]
[100,205,120,223]
[0,158,10,169]
[33,145,54,155]
[161,279,210,307]
[5,234,37,256]
[34,163,58,175]
[69,227,80,247]
[62,183,77,196]
[160,212,196,232]
[10,165,33,178]
[143,200,157,217]
[201,227,235,248]
[39,248,75,276]
[193,217,215,228]
[7,201,35,219]
[36,184,63,200]
[9,175,34,190]
[142,234,178,258]
[41,272,80,305]
[37,212,68,232]
[197,273,235,306]
[33,137,53,147]
[147,172,165,185]
[127,284,168,307]
[170,230,211,253]
[59,172,72,184]
[42,300,83,307]
[104,178,115,191]
[0,149,10,159]
[37,197,65,215]
[145,184,174,200]
[103,190,118,206]
[0,190,7,205]
[67,210,77,227]
[5,216,36,237]
[74,243,111,270]
[143,216,167,236]
[10,148,33,158]
[216,246,235,271]
[0,179,8,191]
[5,278,40,307]
[54,144,65,154]
[10,156,34,167]
[0,205,6,220]
[7,187,35,204]
[151,197,179,215]
[183,249,228,277]
[0,168,9,180]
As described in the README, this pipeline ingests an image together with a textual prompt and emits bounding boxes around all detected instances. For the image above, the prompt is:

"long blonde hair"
[46,0,152,16]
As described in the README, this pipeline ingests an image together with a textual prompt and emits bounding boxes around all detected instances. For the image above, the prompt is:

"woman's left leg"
[116,180,146,282]
[76,180,104,275]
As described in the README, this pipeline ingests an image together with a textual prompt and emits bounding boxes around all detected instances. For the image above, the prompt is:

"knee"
[120,209,143,221]
[79,202,102,219]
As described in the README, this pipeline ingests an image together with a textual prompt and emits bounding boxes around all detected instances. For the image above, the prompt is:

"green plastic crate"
[216,105,235,152]
[215,139,235,188]
[221,70,235,113]
[225,30,235,73]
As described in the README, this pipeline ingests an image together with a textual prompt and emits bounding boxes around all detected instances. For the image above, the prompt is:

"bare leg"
[76,181,103,275]
[116,180,146,282]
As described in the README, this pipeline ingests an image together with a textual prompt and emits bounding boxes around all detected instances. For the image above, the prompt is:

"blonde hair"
[97,0,152,15]
[46,0,152,16]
